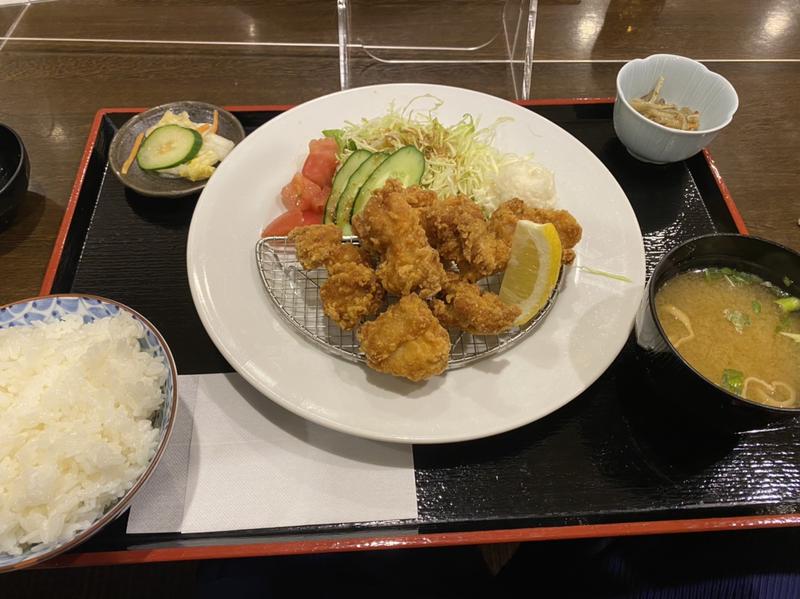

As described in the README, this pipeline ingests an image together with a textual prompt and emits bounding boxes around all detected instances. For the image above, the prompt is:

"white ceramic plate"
[187,84,646,444]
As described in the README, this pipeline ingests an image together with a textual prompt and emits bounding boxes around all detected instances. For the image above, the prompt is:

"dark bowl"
[0,124,30,219]
[635,233,800,431]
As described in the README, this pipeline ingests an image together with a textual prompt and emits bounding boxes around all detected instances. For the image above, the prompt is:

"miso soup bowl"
[635,234,800,431]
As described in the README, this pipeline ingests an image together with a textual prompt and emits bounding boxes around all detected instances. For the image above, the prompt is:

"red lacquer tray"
[39,99,800,570]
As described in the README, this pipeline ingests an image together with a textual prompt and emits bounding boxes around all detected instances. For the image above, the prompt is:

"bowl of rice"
[0,294,177,572]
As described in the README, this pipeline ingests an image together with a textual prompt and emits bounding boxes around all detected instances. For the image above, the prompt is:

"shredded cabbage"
[325,95,554,213]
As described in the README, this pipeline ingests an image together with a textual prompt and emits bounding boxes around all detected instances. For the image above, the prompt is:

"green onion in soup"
[655,268,800,408]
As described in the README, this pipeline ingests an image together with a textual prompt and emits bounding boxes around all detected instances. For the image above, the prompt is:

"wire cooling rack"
[255,236,561,369]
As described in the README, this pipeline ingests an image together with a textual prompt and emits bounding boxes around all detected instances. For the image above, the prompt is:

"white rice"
[0,311,167,556]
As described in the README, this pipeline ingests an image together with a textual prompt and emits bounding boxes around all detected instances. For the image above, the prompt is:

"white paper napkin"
[127,374,418,534]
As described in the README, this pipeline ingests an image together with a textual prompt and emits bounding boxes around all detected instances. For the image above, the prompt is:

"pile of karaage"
[289,225,384,331]
[288,179,582,382]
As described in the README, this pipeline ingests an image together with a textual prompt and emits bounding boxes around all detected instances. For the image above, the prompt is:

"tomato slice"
[309,186,330,212]
[261,208,324,237]
[280,173,312,211]
[280,172,331,212]
[302,150,338,189]
[300,209,323,226]
[308,137,339,154]
[261,209,304,237]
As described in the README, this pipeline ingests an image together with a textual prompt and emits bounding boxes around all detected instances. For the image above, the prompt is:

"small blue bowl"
[0,294,178,572]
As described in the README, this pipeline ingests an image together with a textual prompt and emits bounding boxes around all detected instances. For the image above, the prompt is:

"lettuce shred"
[327,95,531,212]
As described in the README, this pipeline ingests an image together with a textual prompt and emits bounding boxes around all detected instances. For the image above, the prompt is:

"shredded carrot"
[121,132,144,175]
[196,123,211,134]
[211,110,219,135]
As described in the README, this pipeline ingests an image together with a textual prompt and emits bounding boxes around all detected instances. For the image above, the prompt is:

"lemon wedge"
[499,220,562,325]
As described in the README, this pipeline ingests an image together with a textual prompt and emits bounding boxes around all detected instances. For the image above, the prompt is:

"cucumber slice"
[351,146,425,219]
[324,149,371,224]
[335,152,389,234]
[137,125,203,171]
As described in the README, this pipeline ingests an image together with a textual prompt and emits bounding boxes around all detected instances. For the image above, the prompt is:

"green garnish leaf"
[779,332,800,344]
[705,268,760,287]
[722,369,744,395]
[322,128,346,152]
[723,309,750,333]
[752,300,762,314]
[577,266,632,283]
[730,272,760,286]
[740,272,763,284]
[783,276,794,287]
[775,297,800,313]
[776,313,791,333]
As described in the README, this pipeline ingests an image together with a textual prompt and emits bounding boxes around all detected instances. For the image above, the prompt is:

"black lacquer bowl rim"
[647,232,800,414]
[0,123,26,196]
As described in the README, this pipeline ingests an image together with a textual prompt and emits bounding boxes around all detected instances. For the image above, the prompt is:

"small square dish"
[109,101,246,198]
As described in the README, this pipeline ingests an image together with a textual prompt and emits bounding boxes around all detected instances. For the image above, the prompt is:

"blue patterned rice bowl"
[0,294,177,572]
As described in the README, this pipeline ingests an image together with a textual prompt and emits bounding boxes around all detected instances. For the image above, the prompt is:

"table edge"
[40,514,800,568]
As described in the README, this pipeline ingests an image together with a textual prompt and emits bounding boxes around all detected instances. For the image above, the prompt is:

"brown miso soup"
[655,268,800,408]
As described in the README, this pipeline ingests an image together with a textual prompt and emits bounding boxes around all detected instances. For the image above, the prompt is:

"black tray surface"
[50,103,799,555]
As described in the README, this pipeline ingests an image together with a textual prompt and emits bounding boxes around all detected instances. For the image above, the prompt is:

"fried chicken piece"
[489,199,583,265]
[290,224,380,329]
[351,179,406,255]
[401,185,438,210]
[289,224,342,270]
[289,224,370,270]
[376,254,445,298]
[329,244,371,268]
[358,294,450,382]
[419,194,506,282]
[352,180,447,298]
[320,262,385,330]
[431,274,520,335]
